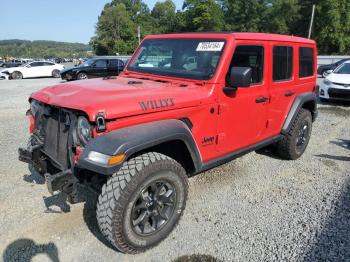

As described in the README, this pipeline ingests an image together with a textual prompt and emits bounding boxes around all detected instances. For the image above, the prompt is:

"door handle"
[284,91,295,97]
[255,96,269,103]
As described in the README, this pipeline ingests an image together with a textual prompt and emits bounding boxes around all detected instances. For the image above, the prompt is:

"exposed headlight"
[30,99,42,116]
[77,116,92,146]
[323,79,332,86]
[87,151,125,166]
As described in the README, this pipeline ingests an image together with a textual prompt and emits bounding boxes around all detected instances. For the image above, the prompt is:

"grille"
[328,88,350,100]
[41,107,71,169]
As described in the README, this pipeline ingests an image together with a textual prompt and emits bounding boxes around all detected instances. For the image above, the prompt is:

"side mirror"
[224,67,252,95]
[326,69,333,75]
[26,65,31,68]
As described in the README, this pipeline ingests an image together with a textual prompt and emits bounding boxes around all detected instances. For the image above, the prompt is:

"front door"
[90,59,108,78]
[217,43,270,156]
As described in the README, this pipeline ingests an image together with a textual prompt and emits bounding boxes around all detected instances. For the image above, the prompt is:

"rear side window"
[273,46,293,81]
[229,45,264,84]
[299,47,314,78]
[109,59,123,67]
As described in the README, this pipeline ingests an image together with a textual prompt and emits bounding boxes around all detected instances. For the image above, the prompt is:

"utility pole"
[308,4,315,39]
[137,25,141,45]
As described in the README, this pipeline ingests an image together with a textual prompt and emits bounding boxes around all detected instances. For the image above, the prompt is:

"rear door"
[42,62,56,76]
[267,43,296,135]
[217,42,271,155]
[108,59,124,76]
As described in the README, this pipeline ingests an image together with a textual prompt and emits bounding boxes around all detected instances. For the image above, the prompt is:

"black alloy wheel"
[295,120,310,153]
[131,180,176,236]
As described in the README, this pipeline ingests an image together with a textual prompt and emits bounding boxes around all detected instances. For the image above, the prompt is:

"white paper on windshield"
[138,63,154,68]
[196,42,224,52]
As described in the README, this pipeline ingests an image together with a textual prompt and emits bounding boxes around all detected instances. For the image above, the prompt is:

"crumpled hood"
[327,73,350,84]
[31,76,212,121]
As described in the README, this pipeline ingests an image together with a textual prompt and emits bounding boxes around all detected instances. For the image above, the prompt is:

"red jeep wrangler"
[19,33,317,253]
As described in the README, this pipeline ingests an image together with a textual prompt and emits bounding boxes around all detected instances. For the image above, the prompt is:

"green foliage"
[0,39,90,59]
[90,0,350,55]
[182,0,224,31]
[152,0,177,33]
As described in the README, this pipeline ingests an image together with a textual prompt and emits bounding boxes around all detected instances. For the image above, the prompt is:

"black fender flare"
[282,92,317,135]
[78,119,202,175]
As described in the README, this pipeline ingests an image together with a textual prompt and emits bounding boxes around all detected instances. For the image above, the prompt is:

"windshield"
[127,38,226,80]
[334,63,350,74]
[80,59,95,67]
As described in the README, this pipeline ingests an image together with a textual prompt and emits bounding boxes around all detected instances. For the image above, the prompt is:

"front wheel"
[276,109,312,160]
[77,72,88,80]
[96,152,188,254]
[10,71,23,80]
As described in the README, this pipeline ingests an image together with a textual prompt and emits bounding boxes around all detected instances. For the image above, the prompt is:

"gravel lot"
[0,78,349,262]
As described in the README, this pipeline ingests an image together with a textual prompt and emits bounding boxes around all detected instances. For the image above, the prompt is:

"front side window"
[299,47,314,78]
[80,59,95,67]
[273,46,293,81]
[228,45,264,84]
[94,60,107,68]
[128,38,226,80]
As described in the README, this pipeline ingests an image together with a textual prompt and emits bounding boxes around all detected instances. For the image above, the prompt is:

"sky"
[0,0,183,44]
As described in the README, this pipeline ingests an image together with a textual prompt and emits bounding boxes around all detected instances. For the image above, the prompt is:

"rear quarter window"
[299,47,314,78]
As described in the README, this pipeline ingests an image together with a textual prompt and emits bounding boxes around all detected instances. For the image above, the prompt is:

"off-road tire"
[276,109,312,160]
[77,72,87,80]
[10,71,23,80]
[52,69,60,78]
[96,152,188,254]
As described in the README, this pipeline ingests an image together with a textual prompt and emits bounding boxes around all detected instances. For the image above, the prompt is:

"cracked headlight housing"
[77,116,92,146]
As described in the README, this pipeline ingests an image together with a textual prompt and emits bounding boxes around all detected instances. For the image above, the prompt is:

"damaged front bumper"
[19,145,80,202]
[0,71,10,80]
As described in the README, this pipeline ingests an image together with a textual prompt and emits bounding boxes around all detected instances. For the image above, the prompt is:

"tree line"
[91,0,350,55]
[0,40,90,59]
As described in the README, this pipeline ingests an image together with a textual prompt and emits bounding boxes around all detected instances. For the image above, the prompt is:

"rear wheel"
[96,152,188,254]
[52,69,60,78]
[10,71,23,80]
[276,109,312,160]
[77,72,88,80]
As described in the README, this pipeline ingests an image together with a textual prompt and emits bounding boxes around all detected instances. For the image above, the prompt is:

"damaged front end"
[18,100,86,203]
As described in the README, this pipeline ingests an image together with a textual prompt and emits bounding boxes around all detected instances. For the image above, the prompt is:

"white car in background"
[0,61,64,80]
[319,61,350,102]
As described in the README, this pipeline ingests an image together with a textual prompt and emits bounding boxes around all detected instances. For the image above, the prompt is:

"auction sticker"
[196,42,224,52]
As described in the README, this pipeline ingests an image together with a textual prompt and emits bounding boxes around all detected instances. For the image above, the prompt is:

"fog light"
[87,151,125,166]
[320,89,325,95]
